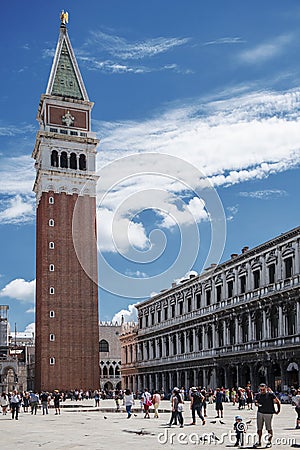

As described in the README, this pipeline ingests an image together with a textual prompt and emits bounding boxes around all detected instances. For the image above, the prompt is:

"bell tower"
[32,13,100,391]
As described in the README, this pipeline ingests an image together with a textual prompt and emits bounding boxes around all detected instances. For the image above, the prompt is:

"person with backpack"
[190,387,205,425]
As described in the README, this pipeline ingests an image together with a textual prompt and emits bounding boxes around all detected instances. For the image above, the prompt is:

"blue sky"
[0,0,300,333]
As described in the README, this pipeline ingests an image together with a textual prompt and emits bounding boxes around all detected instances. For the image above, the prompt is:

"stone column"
[223,320,228,346]
[248,312,252,341]
[203,325,208,349]
[235,316,239,344]
[278,304,284,337]
[295,243,300,274]
[262,309,267,340]
[192,327,199,352]
[297,301,300,334]
[212,323,216,349]
[184,331,188,353]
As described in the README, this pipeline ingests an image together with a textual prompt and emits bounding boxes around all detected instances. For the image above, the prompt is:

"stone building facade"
[99,322,122,391]
[0,306,18,392]
[120,226,300,393]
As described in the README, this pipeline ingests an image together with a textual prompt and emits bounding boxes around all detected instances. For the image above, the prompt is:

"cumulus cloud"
[111,303,138,324]
[0,278,35,303]
[97,207,149,253]
[93,87,300,253]
[23,322,35,335]
[0,194,35,224]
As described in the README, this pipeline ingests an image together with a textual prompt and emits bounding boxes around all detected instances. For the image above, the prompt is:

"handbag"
[177,403,184,412]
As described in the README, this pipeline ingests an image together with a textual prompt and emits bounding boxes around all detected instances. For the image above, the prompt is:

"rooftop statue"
[60,10,69,25]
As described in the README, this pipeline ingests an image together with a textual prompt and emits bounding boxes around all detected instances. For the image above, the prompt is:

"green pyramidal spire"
[46,21,89,101]
[51,41,83,99]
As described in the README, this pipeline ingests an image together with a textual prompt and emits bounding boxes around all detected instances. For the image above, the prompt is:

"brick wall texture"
[35,191,100,392]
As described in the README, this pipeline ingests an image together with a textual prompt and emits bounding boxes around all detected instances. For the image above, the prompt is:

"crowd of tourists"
[124,383,299,448]
[2,383,300,447]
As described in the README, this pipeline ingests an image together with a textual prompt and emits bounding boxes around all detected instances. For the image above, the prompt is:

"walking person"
[215,387,224,418]
[53,390,61,415]
[293,388,300,429]
[234,415,246,447]
[40,392,49,415]
[94,390,100,407]
[23,392,30,412]
[246,386,254,410]
[114,390,121,412]
[190,387,205,425]
[152,390,161,418]
[123,389,134,418]
[172,388,184,428]
[1,392,9,415]
[29,391,39,415]
[10,390,21,420]
[141,388,152,419]
[253,383,281,448]
[168,387,182,426]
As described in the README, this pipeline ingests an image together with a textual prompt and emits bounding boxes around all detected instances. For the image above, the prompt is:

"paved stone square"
[0,399,299,449]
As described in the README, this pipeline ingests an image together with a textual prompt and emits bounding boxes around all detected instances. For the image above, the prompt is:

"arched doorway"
[229,366,237,388]
[218,367,225,388]
[104,381,113,391]
[241,365,251,387]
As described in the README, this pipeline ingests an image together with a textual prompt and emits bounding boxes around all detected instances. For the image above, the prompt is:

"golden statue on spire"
[60,10,69,25]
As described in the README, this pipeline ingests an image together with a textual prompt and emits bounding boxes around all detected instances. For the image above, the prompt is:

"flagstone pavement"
[0,399,299,449]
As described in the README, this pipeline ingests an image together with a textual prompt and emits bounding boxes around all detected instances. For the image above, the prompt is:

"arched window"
[51,150,59,167]
[50,334,55,341]
[109,366,114,376]
[49,242,55,249]
[49,196,54,204]
[79,154,86,170]
[70,152,77,169]
[49,264,55,272]
[49,287,55,295]
[99,339,109,352]
[60,151,68,168]
[229,319,235,345]
[102,366,108,377]
[255,311,262,341]
[50,357,55,365]
[49,310,55,318]
[115,366,120,376]
[49,219,54,227]
[207,325,213,348]
[270,307,279,338]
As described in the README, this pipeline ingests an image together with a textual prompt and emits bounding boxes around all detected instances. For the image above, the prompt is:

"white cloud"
[0,194,35,224]
[111,303,138,324]
[0,279,35,303]
[0,155,35,196]
[93,87,300,254]
[203,37,246,46]
[23,322,35,335]
[238,189,288,200]
[239,34,294,64]
[97,207,149,253]
[87,31,190,60]
[227,205,239,221]
[95,88,300,186]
